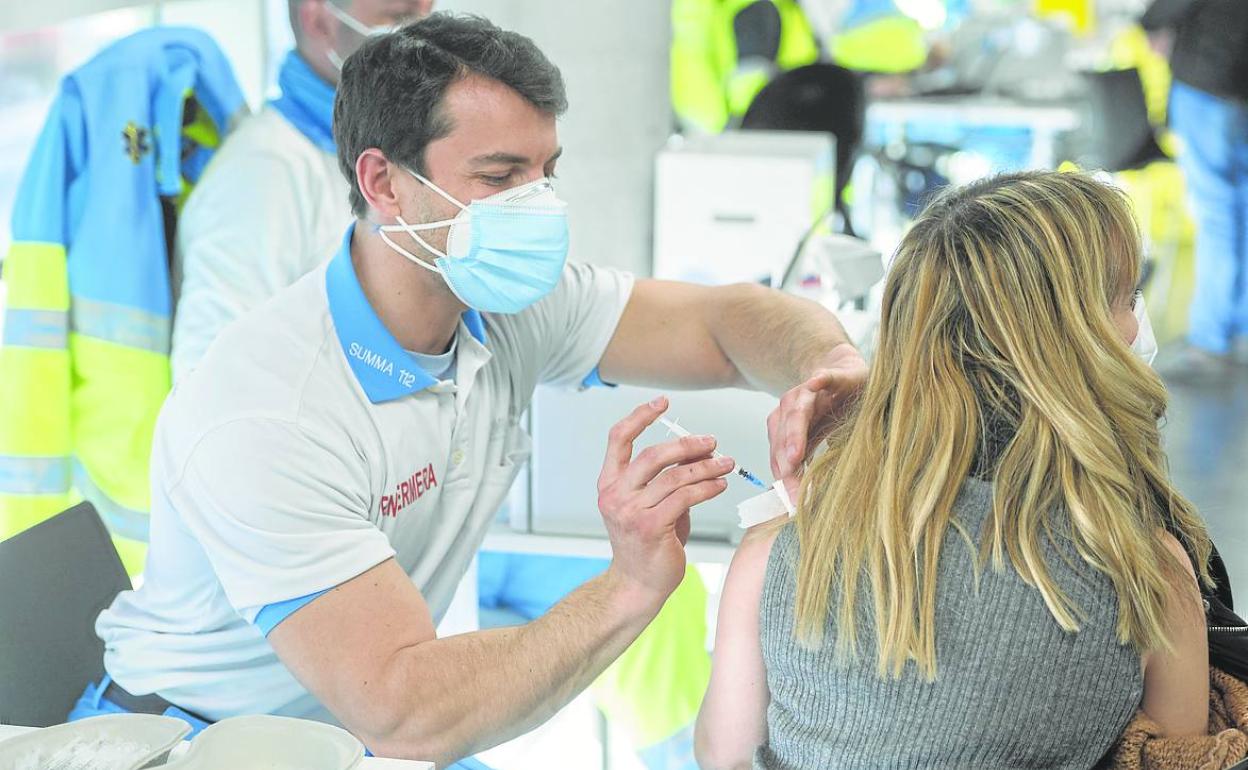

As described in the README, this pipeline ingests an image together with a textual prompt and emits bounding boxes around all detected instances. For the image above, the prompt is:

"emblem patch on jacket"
[121,121,150,164]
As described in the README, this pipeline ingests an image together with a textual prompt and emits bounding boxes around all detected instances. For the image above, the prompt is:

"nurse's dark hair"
[333,12,568,218]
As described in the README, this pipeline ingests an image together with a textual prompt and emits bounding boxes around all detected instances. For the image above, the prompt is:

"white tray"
[163,714,363,770]
[0,714,189,770]
[0,719,433,769]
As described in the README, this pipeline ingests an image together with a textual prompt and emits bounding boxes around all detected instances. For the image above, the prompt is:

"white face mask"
[1131,293,1158,366]
[324,2,394,72]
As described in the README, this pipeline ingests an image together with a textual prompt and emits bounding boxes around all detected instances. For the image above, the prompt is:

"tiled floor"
[1162,368,1248,603]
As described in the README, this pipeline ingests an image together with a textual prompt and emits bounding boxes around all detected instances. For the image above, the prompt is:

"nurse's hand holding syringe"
[596,397,734,599]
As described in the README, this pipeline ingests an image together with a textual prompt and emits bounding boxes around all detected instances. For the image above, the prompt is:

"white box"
[653,130,835,285]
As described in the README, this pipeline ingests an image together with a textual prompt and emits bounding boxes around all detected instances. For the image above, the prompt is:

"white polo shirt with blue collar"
[95,223,634,722]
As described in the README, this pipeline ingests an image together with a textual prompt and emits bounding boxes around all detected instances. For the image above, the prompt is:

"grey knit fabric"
[755,477,1144,770]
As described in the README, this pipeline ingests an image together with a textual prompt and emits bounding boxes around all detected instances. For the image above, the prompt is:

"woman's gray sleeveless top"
[756,477,1143,769]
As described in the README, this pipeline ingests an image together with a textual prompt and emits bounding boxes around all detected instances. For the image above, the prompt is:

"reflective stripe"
[2,308,68,350]
[71,297,170,354]
[0,455,71,495]
[72,460,149,542]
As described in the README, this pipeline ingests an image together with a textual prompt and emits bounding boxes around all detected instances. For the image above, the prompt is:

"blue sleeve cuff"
[579,365,615,390]
[254,588,331,636]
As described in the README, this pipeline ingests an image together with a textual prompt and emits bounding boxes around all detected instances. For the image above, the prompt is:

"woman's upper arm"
[1140,531,1209,737]
[695,523,780,770]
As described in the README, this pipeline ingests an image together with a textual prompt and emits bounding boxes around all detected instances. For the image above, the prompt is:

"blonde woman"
[695,172,1212,770]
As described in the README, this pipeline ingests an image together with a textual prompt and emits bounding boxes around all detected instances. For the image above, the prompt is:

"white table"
[0,724,433,769]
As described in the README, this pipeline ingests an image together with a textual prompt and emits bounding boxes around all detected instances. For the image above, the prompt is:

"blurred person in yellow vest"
[671,0,928,135]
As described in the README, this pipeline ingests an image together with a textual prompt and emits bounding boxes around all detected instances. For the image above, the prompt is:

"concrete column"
[435,0,671,275]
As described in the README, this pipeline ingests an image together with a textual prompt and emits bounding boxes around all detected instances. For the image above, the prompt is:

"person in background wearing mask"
[172,0,430,379]
[79,14,868,768]
[695,172,1206,770]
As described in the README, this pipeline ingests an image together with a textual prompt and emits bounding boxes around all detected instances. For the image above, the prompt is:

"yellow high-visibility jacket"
[672,0,820,133]
[0,27,244,573]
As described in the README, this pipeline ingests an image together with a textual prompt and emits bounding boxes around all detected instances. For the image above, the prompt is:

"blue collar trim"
[327,224,486,403]
[463,304,487,343]
[270,50,336,153]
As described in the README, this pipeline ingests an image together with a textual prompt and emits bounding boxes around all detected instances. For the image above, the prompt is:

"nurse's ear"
[355,148,404,220]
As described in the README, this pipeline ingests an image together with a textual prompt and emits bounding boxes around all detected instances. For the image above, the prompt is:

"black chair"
[741,62,867,230]
[0,503,132,727]
[1081,68,1169,173]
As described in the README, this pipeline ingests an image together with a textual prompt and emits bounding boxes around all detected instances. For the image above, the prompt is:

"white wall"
[0,0,146,32]
[436,1,672,275]
[161,0,269,107]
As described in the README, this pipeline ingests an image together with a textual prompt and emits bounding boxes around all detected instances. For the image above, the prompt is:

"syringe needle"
[656,415,766,488]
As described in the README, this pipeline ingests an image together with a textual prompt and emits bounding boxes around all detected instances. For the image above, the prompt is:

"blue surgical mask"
[377,170,570,314]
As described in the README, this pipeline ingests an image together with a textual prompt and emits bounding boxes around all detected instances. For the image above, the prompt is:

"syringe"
[657,416,768,489]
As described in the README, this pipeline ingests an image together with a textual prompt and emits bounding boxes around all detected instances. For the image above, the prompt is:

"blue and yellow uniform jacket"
[0,27,244,572]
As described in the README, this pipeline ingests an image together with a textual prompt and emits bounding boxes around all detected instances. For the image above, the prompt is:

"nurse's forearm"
[601,280,856,392]
[363,569,660,764]
[709,283,856,396]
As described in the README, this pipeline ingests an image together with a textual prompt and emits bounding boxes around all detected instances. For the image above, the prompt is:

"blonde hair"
[795,171,1211,679]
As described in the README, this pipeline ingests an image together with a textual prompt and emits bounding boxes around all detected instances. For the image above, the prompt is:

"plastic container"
[162,714,364,770]
[0,714,189,770]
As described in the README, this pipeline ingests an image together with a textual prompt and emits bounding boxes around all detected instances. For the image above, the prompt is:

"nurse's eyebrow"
[470,152,527,166]
[469,147,564,166]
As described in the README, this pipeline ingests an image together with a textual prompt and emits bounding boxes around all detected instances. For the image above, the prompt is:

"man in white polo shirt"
[83,13,867,767]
